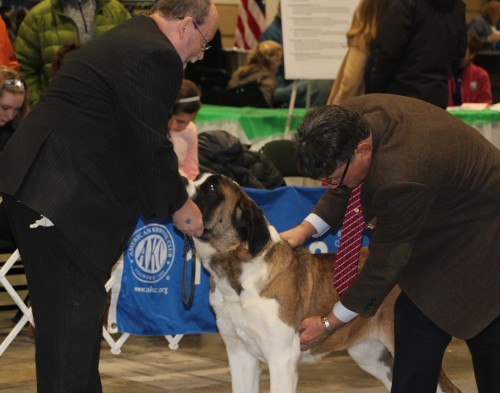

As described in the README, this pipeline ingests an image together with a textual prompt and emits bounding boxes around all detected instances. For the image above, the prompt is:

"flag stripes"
[234,0,266,50]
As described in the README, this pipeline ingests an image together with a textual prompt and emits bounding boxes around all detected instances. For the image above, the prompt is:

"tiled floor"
[0,309,479,393]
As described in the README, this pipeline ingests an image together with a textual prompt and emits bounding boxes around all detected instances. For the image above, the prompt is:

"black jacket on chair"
[198,130,285,189]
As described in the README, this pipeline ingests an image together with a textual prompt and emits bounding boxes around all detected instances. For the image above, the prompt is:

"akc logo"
[126,223,175,283]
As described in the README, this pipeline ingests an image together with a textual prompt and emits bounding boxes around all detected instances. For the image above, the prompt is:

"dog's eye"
[208,183,216,192]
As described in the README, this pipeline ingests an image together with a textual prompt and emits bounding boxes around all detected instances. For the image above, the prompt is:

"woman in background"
[326,0,389,105]
[168,79,201,181]
[228,40,283,107]
[0,66,28,150]
[467,1,500,51]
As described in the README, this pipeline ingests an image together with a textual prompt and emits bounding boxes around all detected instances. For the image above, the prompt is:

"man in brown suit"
[281,93,500,393]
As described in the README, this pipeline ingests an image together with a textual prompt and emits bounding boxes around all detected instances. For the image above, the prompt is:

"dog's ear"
[232,196,270,256]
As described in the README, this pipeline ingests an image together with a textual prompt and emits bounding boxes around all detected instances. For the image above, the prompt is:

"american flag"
[234,0,266,50]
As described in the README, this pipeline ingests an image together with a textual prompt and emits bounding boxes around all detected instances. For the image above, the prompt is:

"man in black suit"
[0,0,218,391]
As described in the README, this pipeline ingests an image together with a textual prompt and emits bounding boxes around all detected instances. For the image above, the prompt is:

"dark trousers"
[0,196,14,244]
[3,195,109,393]
[392,292,500,393]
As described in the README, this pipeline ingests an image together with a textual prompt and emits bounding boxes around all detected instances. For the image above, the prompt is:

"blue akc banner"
[114,186,371,335]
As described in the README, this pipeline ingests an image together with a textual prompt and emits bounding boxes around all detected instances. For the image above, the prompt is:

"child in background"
[168,79,201,180]
[0,66,28,150]
[448,32,493,106]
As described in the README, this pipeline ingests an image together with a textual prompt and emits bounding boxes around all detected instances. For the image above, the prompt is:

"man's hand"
[280,220,317,248]
[172,198,203,237]
[298,313,345,351]
[298,315,328,351]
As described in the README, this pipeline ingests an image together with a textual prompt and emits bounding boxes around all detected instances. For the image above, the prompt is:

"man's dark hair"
[295,105,370,179]
[150,0,212,26]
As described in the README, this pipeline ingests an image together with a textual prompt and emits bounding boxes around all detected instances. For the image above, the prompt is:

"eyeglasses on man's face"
[321,159,350,187]
[192,21,211,52]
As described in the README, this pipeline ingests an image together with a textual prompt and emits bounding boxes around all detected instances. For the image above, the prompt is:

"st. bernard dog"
[187,173,460,393]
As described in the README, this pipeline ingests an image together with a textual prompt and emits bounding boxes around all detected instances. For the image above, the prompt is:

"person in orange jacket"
[0,17,18,70]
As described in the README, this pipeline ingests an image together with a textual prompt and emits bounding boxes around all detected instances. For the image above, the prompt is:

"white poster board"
[281,0,357,80]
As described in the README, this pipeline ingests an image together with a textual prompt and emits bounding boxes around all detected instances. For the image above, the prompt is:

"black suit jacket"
[314,94,500,339]
[0,16,187,266]
[365,0,466,108]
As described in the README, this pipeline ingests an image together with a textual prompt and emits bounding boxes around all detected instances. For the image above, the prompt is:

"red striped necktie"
[334,184,364,296]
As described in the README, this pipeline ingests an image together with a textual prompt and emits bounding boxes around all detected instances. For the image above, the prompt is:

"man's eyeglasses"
[321,159,350,187]
[192,21,211,52]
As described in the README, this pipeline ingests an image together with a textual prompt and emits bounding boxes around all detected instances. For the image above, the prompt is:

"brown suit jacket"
[314,94,500,339]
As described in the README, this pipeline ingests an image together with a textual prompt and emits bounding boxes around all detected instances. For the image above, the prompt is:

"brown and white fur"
[187,173,460,393]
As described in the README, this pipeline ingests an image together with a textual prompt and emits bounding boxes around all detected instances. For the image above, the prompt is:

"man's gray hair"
[150,0,212,25]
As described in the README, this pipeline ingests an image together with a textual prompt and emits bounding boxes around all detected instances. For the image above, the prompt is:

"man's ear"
[356,141,372,157]
[177,16,192,40]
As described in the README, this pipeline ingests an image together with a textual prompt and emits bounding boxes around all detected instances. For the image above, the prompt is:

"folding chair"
[260,139,303,178]
[0,249,34,356]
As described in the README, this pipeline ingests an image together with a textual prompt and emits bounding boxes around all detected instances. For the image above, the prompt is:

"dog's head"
[188,174,271,258]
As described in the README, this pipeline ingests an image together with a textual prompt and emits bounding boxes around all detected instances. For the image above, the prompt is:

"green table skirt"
[195,104,500,144]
